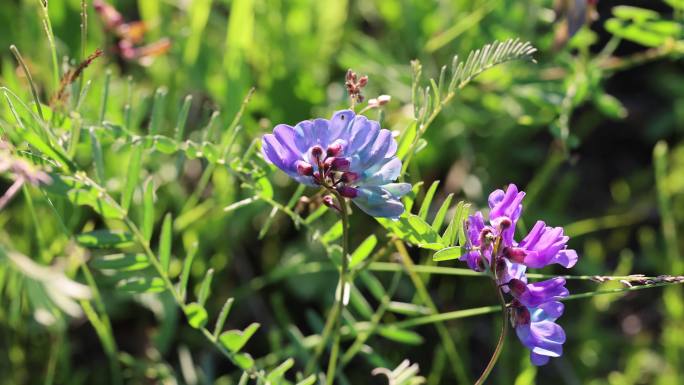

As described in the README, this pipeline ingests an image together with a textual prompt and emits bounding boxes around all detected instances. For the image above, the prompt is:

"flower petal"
[353,186,405,219]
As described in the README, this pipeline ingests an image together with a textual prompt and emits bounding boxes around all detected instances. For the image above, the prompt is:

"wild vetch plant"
[2,2,684,384]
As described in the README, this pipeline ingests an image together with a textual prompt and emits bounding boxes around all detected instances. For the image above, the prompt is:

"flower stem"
[325,191,350,385]
[475,280,509,385]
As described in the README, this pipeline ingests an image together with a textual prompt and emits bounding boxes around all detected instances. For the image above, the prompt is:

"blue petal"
[329,110,355,142]
[360,157,402,185]
[353,186,406,218]
[262,134,299,175]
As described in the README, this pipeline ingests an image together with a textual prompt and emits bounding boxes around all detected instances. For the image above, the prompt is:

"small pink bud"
[296,160,313,176]
[323,195,341,212]
[358,76,368,87]
[504,247,527,263]
[310,145,324,159]
[377,94,391,105]
[327,141,343,157]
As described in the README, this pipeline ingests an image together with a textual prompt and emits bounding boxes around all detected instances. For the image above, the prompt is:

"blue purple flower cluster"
[262,110,410,219]
[463,184,578,365]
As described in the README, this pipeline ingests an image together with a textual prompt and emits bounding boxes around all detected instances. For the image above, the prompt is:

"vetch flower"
[454,183,578,366]
[511,300,566,366]
[261,110,411,218]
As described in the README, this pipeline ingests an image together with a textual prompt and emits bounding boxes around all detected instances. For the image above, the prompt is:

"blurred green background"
[1,0,683,384]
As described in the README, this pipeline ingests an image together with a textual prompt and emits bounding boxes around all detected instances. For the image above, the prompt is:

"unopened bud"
[296,160,314,176]
[327,141,343,157]
[337,186,358,198]
[310,145,324,160]
[341,172,359,183]
[331,157,350,171]
[503,247,527,263]
[323,195,341,212]
[507,279,527,297]
[358,76,368,87]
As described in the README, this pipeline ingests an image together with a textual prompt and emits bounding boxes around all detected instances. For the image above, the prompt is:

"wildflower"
[458,183,577,366]
[261,110,410,218]
[511,300,566,366]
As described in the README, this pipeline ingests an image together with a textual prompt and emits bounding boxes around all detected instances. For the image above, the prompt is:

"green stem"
[474,280,509,385]
[325,192,350,385]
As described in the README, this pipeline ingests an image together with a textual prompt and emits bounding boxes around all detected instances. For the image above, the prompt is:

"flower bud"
[310,145,324,160]
[331,157,350,171]
[327,141,344,157]
[503,247,527,263]
[510,300,530,327]
[296,160,314,176]
[337,186,358,198]
[507,278,527,297]
[358,75,368,87]
[323,195,341,212]
[340,172,359,183]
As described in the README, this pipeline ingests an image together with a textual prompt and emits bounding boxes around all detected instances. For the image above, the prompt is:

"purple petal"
[535,301,564,322]
[519,221,577,269]
[488,184,525,223]
[516,278,568,308]
[530,352,551,366]
[262,134,299,174]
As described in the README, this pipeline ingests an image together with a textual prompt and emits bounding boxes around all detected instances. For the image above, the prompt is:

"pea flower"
[458,183,578,366]
[261,110,410,218]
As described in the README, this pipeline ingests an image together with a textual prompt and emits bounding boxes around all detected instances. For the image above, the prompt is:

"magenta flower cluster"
[463,184,578,366]
[262,110,410,218]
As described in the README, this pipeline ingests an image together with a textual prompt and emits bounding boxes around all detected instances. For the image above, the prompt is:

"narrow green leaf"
[431,193,454,231]
[296,376,317,385]
[321,220,343,244]
[213,297,235,338]
[116,276,165,293]
[148,88,167,135]
[91,253,149,271]
[76,230,134,248]
[90,129,105,184]
[442,201,466,246]
[198,268,214,306]
[179,243,198,301]
[403,182,424,214]
[184,302,208,329]
[266,358,294,382]
[219,323,260,352]
[377,214,444,250]
[121,143,142,213]
[233,353,255,370]
[433,246,466,262]
[159,213,173,272]
[175,95,193,140]
[377,325,424,345]
[418,181,440,220]
[43,174,124,219]
[142,179,155,241]
[350,235,377,268]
